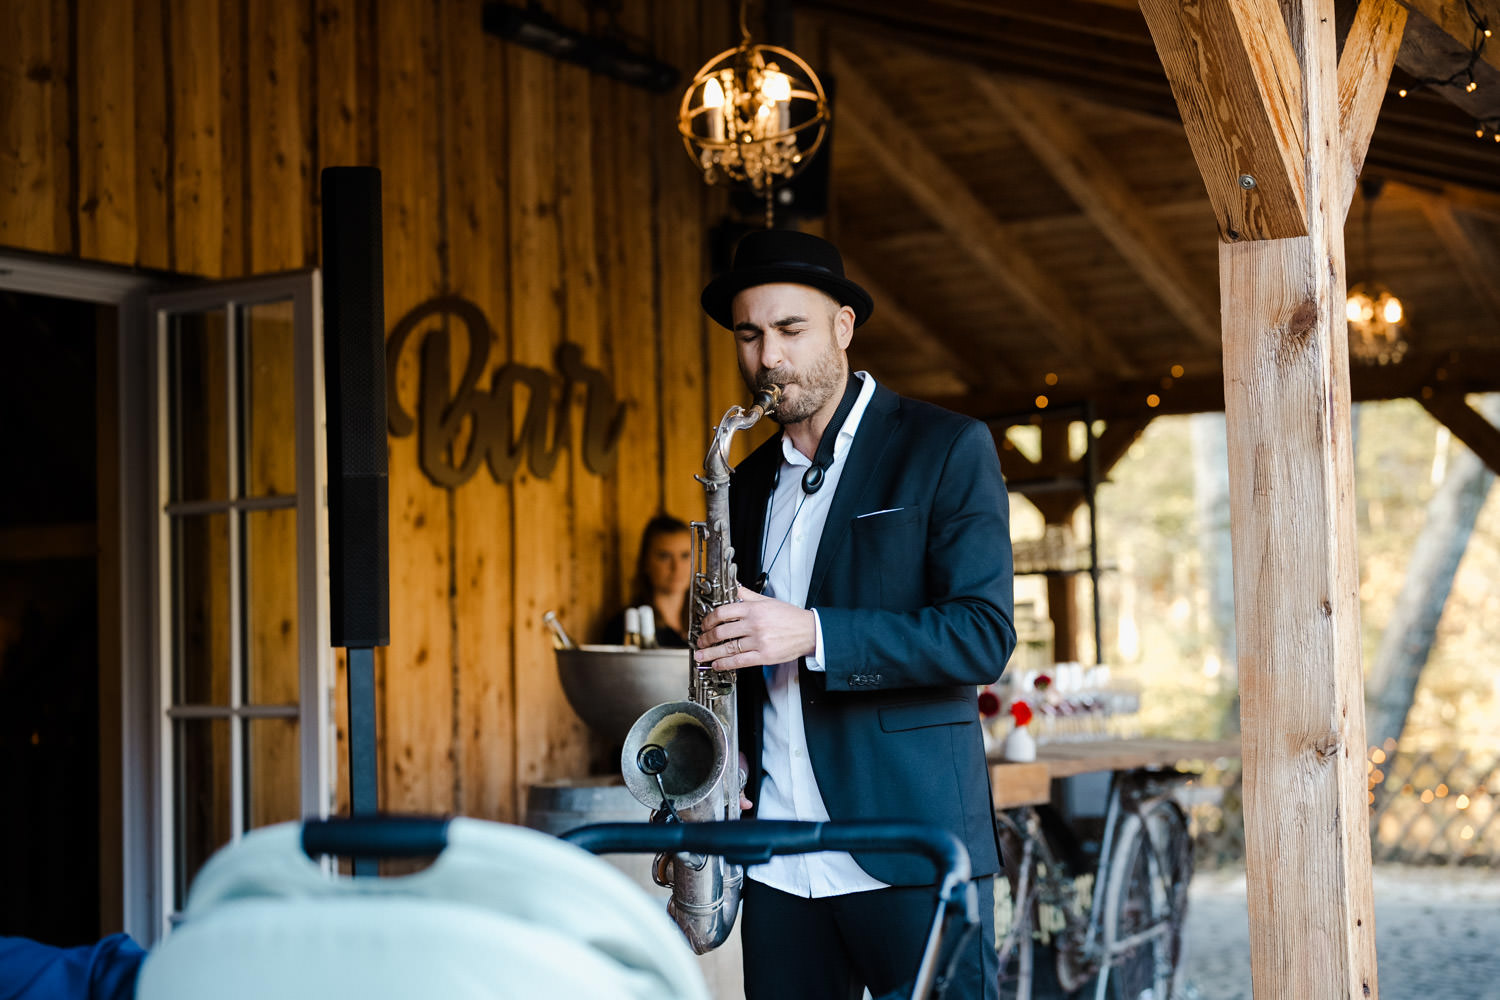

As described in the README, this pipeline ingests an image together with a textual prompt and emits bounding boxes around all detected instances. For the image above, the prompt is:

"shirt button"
[793,748,803,759]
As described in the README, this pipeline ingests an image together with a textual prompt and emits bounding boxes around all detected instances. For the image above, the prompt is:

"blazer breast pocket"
[849,505,924,608]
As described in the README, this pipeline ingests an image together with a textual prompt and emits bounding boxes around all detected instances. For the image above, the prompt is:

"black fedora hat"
[701,229,873,330]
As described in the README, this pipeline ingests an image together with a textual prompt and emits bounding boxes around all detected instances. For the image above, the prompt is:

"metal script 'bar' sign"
[385,295,627,488]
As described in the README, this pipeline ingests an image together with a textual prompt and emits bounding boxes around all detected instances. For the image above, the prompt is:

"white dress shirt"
[749,371,888,898]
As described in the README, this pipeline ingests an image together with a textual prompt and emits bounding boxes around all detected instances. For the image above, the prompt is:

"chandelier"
[677,4,829,223]
[1346,179,1409,366]
[1346,281,1408,365]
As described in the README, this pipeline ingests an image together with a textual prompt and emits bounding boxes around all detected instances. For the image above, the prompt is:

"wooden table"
[988,737,1242,809]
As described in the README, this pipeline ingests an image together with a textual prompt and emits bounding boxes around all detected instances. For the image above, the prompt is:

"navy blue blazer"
[730,382,1016,885]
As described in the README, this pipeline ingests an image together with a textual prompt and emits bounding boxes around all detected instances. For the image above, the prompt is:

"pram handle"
[563,820,978,1000]
[563,819,970,886]
[302,815,451,859]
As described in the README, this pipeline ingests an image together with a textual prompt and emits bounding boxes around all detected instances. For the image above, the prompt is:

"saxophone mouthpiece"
[754,384,782,415]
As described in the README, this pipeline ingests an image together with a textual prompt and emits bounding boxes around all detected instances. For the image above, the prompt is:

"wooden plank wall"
[0,0,748,823]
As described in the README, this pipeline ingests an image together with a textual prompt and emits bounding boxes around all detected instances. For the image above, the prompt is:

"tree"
[1364,394,1500,748]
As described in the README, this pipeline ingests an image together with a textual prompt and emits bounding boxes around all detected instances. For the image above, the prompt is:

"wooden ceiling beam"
[931,347,1500,422]
[1094,417,1152,479]
[831,52,1140,376]
[1400,0,1500,77]
[1390,3,1500,132]
[1420,392,1500,475]
[976,78,1222,352]
[800,0,1158,57]
[840,254,1015,393]
[1418,195,1500,324]
[1138,0,1308,241]
[1336,0,1409,215]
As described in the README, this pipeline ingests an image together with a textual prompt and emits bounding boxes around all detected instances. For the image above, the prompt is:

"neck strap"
[801,374,861,495]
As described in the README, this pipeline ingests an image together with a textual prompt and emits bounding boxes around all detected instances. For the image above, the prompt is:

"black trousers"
[741,876,998,1000]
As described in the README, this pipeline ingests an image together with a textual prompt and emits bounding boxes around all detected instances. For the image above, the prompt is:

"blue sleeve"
[0,934,146,1000]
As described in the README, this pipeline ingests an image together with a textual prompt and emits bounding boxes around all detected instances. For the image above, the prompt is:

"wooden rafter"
[832,52,1140,376]
[1418,195,1500,324]
[1137,0,1309,242]
[841,255,1006,393]
[1378,171,1500,223]
[1421,392,1500,475]
[1094,417,1151,479]
[975,78,1221,351]
[1336,0,1409,215]
[1401,0,1500,76]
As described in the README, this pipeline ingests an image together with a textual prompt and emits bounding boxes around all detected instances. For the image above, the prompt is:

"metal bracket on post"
[347,646,379,876]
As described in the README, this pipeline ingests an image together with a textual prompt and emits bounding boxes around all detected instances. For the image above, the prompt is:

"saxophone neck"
[704,385,782,483]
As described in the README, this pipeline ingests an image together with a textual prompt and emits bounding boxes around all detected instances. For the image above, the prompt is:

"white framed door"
[147,271,330,934]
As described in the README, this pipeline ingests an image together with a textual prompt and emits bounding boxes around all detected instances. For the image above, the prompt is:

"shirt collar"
[779,371,876,469]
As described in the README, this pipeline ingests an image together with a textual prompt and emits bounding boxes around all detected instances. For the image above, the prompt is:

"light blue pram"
[135,817,709,1000]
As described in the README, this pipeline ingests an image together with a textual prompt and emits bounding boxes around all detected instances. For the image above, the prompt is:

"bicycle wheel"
[1099,799,1192,1000]
[994,810,1042,998]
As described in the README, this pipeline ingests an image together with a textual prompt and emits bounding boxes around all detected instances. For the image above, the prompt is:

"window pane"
[246,718,300,829]
[173,718,231,910]
[168,310,230,503]
[240,300,297,498]
[172,514,230,705]
[243,507,299,705]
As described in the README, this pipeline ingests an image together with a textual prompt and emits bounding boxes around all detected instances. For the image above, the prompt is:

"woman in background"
[604,514,692,648]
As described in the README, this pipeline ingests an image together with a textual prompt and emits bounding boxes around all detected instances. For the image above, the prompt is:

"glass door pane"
[150,271,326,935]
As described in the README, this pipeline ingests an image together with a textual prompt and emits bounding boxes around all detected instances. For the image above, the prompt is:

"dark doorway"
[0,290,105,946]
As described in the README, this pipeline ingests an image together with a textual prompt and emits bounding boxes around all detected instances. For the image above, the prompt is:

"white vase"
[1003,726,1036,762]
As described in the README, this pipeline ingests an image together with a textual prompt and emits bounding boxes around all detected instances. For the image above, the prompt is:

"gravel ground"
[1177,864,1500,1000]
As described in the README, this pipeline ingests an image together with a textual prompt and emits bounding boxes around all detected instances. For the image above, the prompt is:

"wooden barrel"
[524,774,651,837]
[525,775,744,998]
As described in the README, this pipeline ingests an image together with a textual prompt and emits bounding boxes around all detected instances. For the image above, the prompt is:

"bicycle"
[993,768,1194,1000]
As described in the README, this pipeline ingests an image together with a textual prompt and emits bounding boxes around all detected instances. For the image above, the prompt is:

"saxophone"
[620,384,780,954]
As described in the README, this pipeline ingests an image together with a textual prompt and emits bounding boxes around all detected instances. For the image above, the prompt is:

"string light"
[1146,393,1160,408]
[1035,395,1049,409]
[1044,372,1059,386]
[1393,0,1496,142]
[1392,0,1500,142]
[1170,364,1184,378]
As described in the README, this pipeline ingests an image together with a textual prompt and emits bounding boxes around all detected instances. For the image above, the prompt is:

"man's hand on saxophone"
[692,587,816,672]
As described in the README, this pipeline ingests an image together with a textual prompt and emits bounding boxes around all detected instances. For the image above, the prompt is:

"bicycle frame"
[996,767,1192,1000]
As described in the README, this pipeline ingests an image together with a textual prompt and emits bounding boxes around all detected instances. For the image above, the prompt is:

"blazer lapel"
[731,432,781,591]
[805,384,901,606]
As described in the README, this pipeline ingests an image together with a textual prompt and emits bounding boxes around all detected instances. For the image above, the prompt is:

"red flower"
[1034,674,1052,691]
[977,688,1001,718]
[1010,700,1034,727]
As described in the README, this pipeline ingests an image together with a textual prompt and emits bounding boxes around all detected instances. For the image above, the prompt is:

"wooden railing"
[1188,745,1500,868]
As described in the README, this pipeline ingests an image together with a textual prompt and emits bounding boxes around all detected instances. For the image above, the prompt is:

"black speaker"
[321,166,390,650]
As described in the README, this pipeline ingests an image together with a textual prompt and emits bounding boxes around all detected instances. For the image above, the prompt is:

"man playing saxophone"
[694,230,1016,1000]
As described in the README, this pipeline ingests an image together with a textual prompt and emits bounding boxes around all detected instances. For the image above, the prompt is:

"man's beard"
[745,339,846,426]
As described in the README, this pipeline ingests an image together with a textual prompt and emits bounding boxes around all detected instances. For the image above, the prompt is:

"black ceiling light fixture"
[482,2,679,93]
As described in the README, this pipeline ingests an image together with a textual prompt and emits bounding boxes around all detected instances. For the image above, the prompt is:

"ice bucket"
[555,645,689,744]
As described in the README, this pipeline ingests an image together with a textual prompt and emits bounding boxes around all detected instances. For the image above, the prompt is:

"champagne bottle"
[542,610,576,650]
[638,605,658,649]
[623,607,642,649]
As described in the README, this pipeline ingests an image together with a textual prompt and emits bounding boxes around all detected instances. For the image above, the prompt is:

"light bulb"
[1346,297,1364,323]
[1382,296,1403,324]
[761,69,791,103]
[1398,88,1408,97]
[703,76,724,108]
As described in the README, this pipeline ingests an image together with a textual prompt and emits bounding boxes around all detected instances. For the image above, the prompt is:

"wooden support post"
[1143,0,1398,996]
